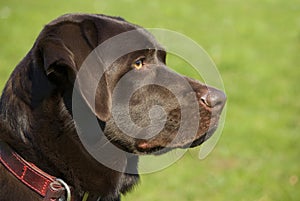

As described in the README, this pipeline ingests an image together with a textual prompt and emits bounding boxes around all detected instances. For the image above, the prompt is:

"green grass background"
[0,0,299,200]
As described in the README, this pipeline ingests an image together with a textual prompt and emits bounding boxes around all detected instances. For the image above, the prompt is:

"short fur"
[0,14,226,201]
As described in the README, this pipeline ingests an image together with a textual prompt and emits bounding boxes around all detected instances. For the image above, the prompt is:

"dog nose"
[200,87,226,108]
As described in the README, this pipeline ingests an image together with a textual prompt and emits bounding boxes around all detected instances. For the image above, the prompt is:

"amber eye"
[133,58,145,70]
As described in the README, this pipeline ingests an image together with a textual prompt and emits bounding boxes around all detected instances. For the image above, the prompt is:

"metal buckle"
[56,178,71,201]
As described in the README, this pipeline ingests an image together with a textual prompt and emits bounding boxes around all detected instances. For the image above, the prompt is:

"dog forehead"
[46,13,162,49]
[47,13,126,26]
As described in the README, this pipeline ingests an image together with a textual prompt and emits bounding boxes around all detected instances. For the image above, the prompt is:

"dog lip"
[137,141,150,150]
[132,120,219,154]
[189,133,207,148]
[189,127,217,148]
[135,142,167,155]
[134,129,217,154]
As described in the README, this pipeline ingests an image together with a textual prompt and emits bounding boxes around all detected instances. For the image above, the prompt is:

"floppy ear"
[29,37,75,108]
[39,37,77,84]
[79,19,112,121]
[95,73,112,121]
[81,19,99,49]
[37,21,112,122]
[73,56,112,122]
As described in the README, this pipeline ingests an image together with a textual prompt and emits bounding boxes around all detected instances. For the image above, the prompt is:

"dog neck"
[0,61,138,200]
[0,140,79,200]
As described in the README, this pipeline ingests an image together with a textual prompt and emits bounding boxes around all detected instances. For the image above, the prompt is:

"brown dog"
[0,14,226,201]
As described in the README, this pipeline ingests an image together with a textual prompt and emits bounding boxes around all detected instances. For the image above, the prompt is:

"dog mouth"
[189,126,217,148]
[103,113,221,155]
[103,84,226,155]
[134,125,218,155]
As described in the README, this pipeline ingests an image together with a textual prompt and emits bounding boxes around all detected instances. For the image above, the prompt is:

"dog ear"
[79,20,112,121]
[73,64,112,122]
[38,37,77,84]
[37,22,112,122]
[81,19,99,49]
[29,37,75,108]
[95,73,112,121]
[72,55,112,122]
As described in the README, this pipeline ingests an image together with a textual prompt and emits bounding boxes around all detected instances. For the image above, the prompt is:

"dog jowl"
[0,14,226,201]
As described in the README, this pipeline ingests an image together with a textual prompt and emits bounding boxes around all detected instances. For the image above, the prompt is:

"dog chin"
[189,127,217,148]
[132,129,217,155]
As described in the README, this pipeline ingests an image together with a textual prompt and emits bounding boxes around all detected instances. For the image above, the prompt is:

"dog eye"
[133,58,145,70]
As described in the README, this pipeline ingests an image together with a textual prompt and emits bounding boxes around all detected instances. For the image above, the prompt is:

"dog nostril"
[201,88,227,108]
[200,95,209,106]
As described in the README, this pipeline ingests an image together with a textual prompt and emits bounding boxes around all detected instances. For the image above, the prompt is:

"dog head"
[34,14,226,155]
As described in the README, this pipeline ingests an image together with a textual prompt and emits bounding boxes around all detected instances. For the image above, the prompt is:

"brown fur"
[0,14,226,201]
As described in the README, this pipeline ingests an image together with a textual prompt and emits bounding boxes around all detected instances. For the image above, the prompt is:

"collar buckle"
[44,179,71,201]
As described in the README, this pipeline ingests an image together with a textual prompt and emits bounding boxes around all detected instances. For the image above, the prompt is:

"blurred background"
[0,0,299,200]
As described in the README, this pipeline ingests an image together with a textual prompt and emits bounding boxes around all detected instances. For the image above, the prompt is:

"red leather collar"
[0,141,72,201]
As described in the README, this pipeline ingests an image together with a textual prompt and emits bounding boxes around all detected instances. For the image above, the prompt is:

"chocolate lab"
[0,14,226,201]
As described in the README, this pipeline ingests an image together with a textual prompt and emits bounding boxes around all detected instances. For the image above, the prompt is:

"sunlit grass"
[0,0,299,200]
